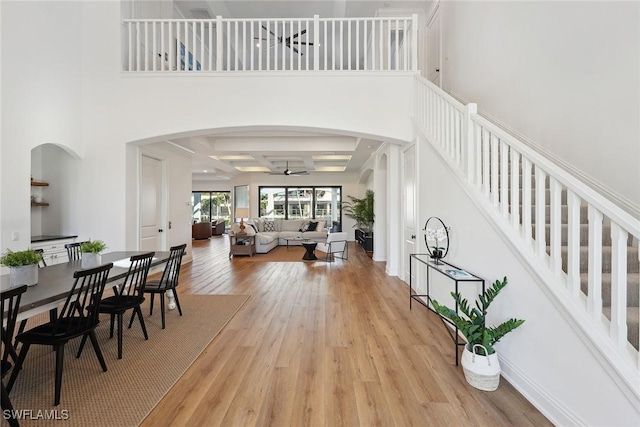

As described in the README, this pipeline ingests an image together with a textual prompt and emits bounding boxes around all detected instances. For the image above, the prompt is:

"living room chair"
[315,232,348,262]
[79,252,154,360]
[136,244,186,329]
[1,285,27,427]
[7,264,113,406]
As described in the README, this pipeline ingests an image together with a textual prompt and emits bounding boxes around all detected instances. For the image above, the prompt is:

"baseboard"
[499,357,585,426]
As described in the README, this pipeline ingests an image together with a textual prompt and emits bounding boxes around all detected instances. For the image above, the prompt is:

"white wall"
[417,136,640,425]
[1,1,83,252]
[1,1,414,255]
[440,1,640,210]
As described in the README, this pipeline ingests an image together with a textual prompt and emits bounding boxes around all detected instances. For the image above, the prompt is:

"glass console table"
[409,254,485,365]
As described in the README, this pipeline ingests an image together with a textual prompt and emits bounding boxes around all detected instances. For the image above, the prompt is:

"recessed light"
[203,170,208,173]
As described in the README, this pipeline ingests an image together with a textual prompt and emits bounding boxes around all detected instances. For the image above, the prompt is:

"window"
[192,191,231,225]
[259,186,342,230]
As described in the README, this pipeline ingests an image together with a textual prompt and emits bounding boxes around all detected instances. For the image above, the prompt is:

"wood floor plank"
[140,238,552,426]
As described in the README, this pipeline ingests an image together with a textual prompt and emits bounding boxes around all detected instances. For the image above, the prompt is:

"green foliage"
[0,249,41,267]
[431,277,525,355]
[342,189,374,232]
[80,240,107,254]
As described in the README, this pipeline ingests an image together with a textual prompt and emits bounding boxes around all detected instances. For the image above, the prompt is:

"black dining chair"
[64,242,83,262]
[80,252,154,360]
[34,248,47,267]
[135,244,186,330]
[1,285,27,427]
[6,264,113,406]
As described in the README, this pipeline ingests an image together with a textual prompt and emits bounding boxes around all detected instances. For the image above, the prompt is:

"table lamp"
[236,207,250,235]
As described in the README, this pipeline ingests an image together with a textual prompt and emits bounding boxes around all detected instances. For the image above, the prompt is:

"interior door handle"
[158,229,164,233]
[411,235,416,239]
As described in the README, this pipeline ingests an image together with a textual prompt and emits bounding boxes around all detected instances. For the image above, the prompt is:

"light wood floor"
[141,237,551,426]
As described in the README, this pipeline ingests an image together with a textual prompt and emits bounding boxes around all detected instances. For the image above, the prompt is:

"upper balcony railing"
[123,15,418,73]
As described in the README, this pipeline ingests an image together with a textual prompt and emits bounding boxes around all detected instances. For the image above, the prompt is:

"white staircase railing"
[414,75,640,395]
[123,15,418,73]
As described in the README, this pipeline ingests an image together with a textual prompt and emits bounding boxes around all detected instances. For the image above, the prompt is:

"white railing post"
[549,177,562,275]
[216,16,223,71]
[610,222,628,348]
[587,206,603,320]
[314,15,320,71]
[567,190,581,296]
[411,14,418,71]
[464,103,478,182]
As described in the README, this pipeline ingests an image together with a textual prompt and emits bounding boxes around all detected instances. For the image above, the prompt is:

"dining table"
[1,251,171,322]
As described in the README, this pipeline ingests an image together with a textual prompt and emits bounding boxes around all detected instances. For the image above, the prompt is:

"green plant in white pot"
[431,277,524,391]
[80,240,107,269]
[0,249,42,287]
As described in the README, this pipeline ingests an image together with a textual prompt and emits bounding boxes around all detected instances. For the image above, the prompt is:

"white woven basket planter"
[461,344,501,391]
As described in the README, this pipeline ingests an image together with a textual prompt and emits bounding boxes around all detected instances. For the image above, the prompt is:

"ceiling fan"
[268,161,309,176]
[254,25,314,55]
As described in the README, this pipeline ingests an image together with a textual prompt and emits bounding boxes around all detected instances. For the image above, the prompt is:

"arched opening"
[30,143,80,240]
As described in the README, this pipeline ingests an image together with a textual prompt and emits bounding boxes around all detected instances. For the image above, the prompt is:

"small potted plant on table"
[80,240,107,269]
[1,249,42,287]
[431,277,525,391]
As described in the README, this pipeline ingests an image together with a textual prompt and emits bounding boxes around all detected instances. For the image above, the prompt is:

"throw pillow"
[299,221,310,232]
[249,224,258,233]
[264,220,276,232]
[306,221,318,231]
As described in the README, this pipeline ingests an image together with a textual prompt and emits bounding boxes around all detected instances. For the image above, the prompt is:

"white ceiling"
[166,1,428,180]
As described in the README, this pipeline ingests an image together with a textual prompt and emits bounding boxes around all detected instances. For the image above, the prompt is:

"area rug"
[6,294,250,427]
[233,245,326,262]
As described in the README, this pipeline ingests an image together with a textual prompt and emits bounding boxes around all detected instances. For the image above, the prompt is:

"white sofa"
[231,219,328,254]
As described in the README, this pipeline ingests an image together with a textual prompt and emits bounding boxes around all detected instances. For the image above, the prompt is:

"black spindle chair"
[6,264,113,406]
[1,285,27,427]
[135,244,186,329]
[64,242,84,262]
[79,252,154,360]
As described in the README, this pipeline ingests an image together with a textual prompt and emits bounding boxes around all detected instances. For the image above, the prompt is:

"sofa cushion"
[257,233,278,245]
[306,221,318,231]
[280,219,305,232]
[316,220,326,231]
[303,231,327,240]
[263,220,276,232]
[279,231,303,239]
[299,221,310,232]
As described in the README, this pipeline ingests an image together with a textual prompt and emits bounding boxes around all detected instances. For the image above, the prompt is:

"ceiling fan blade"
[290,171,309,175]
[291,41,314,46]
[292,29,307,39]
[262,24,277,38]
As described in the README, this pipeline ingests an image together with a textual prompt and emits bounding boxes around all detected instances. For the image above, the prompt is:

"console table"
[229,234,256,258]
[409,254,485,365]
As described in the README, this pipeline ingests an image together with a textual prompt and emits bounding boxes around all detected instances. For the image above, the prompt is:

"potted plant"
[0,249,42,287]
[80,240,107,269]
[431,277,525,391]
[342,189,374,233]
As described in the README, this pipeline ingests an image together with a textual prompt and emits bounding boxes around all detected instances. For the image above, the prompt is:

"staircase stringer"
[414,119,640,412]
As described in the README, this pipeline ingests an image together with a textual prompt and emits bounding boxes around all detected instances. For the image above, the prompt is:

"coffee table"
[283,236,305,251]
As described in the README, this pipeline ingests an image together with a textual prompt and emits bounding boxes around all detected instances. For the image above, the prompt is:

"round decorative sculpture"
[423,216,450,264]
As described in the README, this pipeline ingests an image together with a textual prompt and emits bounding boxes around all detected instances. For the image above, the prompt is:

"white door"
[403,145,417,284]
[427,7,441,86]
[140,155,164,252]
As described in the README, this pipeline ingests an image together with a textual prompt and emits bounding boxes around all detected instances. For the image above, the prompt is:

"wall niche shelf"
[31,179,50,206]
